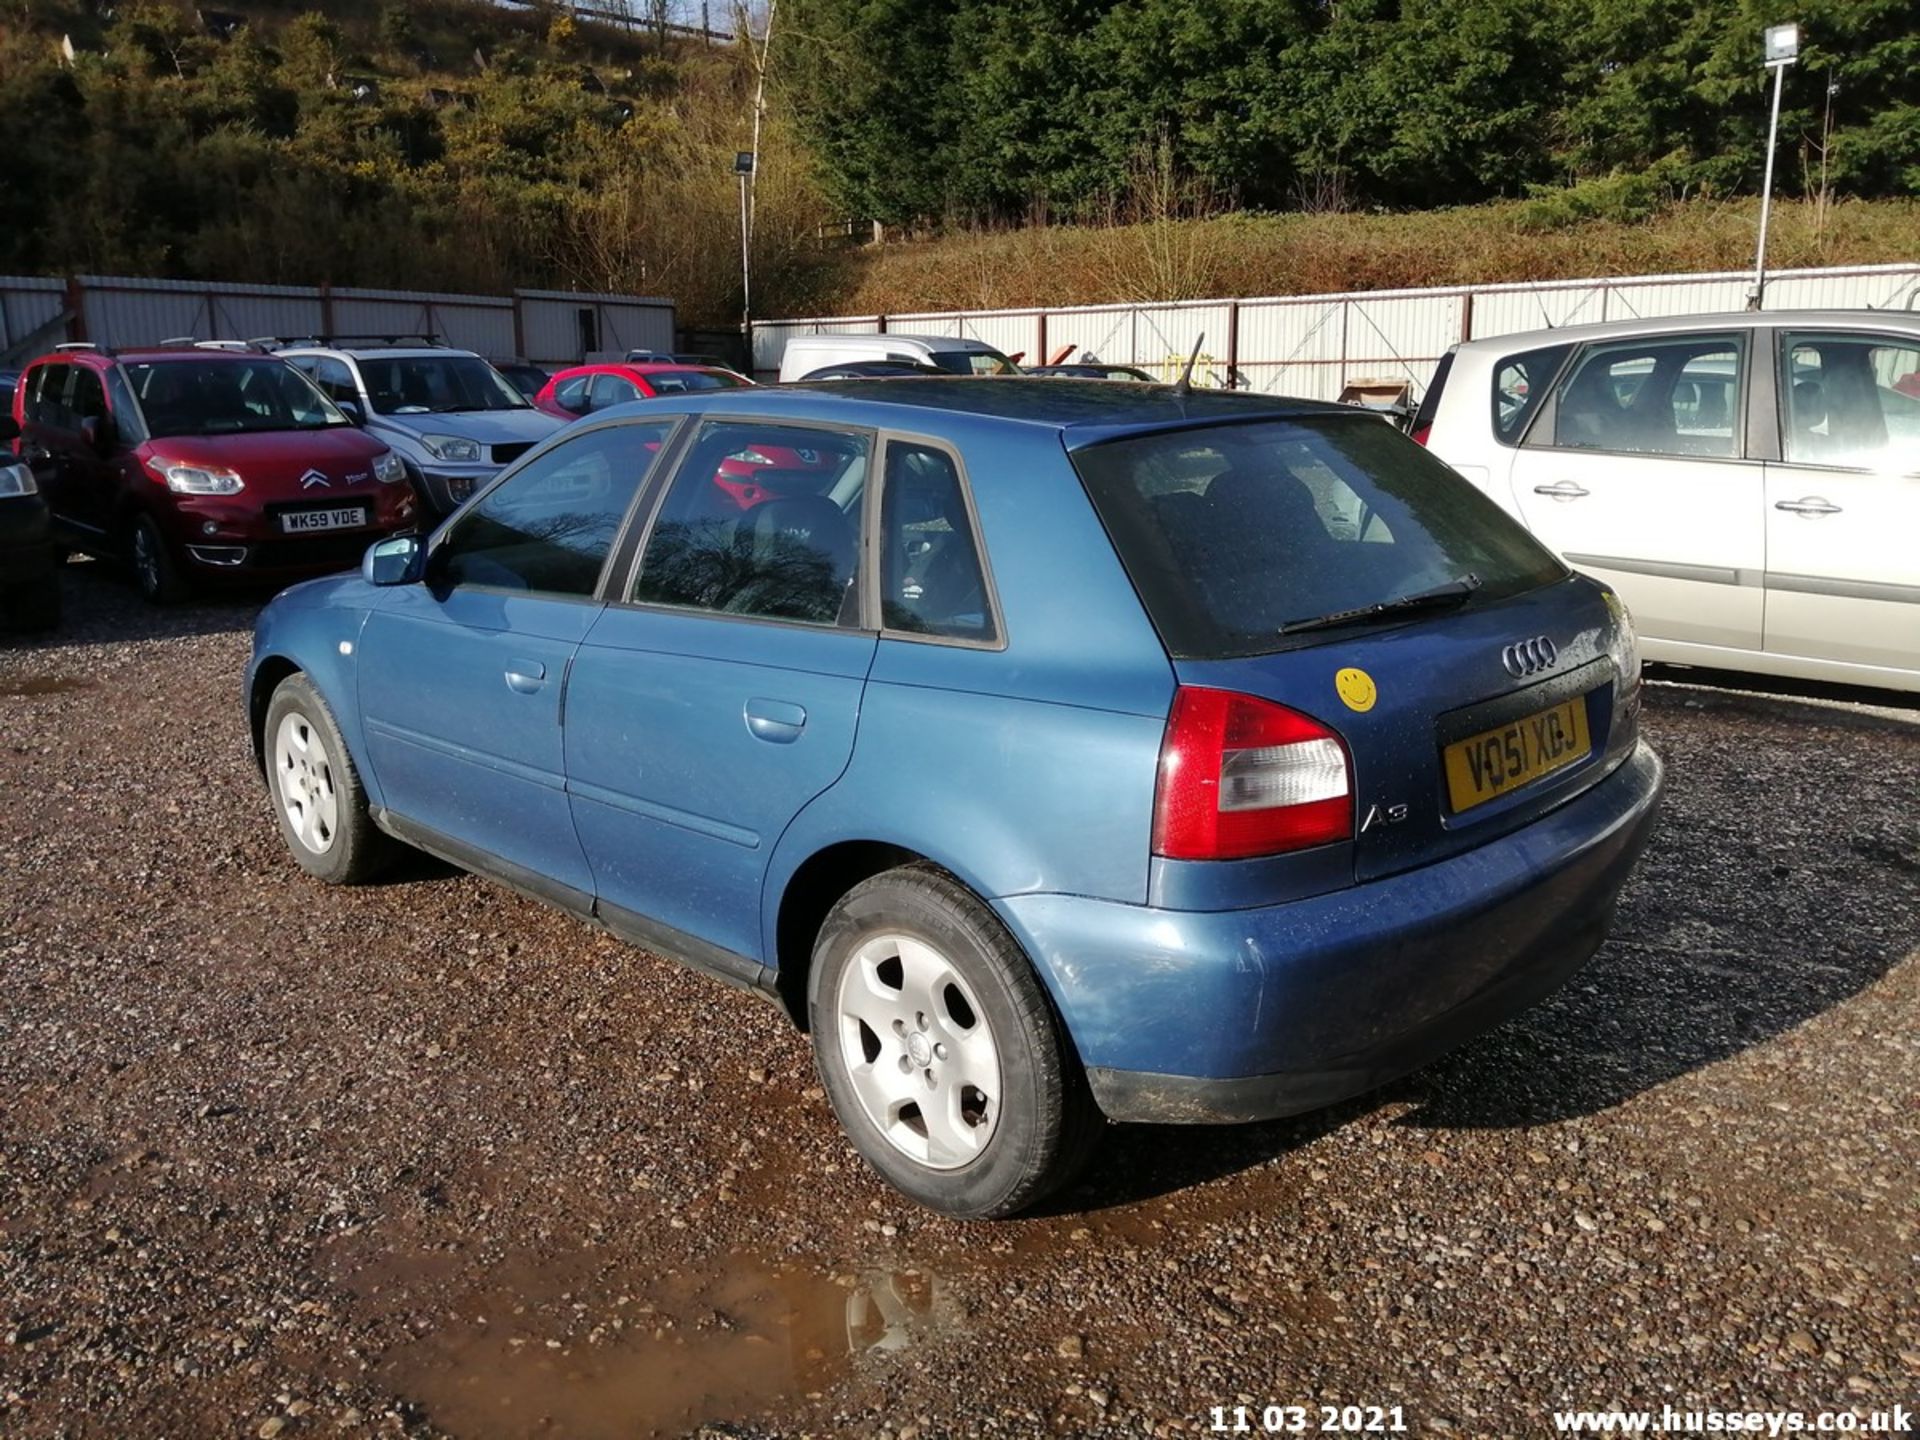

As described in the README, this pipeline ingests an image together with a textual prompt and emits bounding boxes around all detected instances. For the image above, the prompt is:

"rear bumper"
[995,741,1664,1124]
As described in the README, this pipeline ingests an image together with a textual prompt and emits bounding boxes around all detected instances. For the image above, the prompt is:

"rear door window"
[1544,335,1744,457]
[67,367,107,424]
[632,421,869,627]
[1072,416,1566,660]
[589,373,643,410]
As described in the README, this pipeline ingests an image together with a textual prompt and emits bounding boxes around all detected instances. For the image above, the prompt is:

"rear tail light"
[1153,687,1353,861]
[1410,424,1432,446]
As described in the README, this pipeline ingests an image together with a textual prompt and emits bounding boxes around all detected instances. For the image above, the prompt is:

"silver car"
[1417,310,1920,693]
[278,340,564,516]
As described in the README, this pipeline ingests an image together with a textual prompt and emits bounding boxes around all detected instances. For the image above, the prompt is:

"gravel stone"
[1,568,1916,1438]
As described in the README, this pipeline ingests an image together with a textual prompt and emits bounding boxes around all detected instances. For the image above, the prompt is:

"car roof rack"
[53,341,116,356]
[270,334,447,350]
[155,337,274,353]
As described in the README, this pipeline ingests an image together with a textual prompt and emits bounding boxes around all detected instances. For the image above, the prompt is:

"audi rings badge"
[1501,635,1559,678]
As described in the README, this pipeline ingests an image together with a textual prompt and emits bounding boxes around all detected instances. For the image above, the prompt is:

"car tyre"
[128,513,189,605]
[264,673,393,885]
[809,865,1101,1218]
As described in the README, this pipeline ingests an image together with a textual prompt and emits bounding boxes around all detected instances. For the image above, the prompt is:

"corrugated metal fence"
[752,261,1920,397]
[0,275,676,368]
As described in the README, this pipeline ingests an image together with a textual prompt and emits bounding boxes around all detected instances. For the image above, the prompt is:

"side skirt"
[370,807,783,1004]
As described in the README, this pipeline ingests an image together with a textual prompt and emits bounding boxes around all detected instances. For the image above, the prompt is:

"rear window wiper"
[1276,574,1482,636]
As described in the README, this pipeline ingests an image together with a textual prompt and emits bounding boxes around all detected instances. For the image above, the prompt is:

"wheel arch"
[771,840,974,1031]
[249,656,304,776]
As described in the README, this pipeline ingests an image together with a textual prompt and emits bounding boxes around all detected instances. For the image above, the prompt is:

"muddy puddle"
[0,675,95,698]
[379,1259,961,1439]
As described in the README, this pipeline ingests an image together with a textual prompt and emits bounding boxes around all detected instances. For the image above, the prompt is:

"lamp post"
[734,149,756,346]
[1749,21,1800,310]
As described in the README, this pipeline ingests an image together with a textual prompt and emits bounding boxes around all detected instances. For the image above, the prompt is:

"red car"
[14,344,416,603]
[532,361,752,420]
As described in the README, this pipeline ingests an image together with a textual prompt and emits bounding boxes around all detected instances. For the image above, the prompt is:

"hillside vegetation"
[782,0,1919,224]
[0,0,830,324]
[803,195,1920,318]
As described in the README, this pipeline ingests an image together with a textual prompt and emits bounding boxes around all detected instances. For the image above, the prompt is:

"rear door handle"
[1532,481,1591,500]
[744,698,807,743]
[504,659,547,694]
[1774,496,1842,516]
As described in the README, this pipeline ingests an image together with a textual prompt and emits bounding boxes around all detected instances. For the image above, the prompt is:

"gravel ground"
[2,561,1917,1440]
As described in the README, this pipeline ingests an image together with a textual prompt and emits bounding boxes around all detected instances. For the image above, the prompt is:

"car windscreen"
[359,356,529,414]
[124,359,352,438]
[496,364,548,398]
[928,350,1018,377]
[1071,416,1568,660]
[644,370,749,393]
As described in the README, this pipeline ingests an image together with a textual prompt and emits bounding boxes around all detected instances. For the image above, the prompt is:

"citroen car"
[246,380,1662,1217]
[13,342,416,603]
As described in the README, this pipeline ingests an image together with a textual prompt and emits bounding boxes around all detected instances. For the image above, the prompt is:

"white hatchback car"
[1417,311,1920,692]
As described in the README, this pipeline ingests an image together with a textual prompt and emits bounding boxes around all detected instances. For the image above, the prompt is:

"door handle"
[504,659,547,694]
[744,698,807,744]
[1532,481,1591,500]
[1774,496,1842,516]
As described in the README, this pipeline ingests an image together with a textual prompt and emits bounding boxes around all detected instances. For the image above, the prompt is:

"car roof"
[601,376,1349,448]
[282,346,480,361]
[1456,308,1920,354]
[34,346,265,366]
[551,362,745,380]
[788,333,1007,353]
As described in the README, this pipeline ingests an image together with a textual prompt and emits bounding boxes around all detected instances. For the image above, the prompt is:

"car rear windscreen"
[1071,416,1568,660]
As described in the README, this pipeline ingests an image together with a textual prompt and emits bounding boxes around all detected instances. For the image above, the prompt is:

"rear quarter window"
[1072,416,1567,660]
[1490,343,1572,445]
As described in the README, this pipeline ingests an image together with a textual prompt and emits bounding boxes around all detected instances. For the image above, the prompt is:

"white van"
[778,333,1020,383]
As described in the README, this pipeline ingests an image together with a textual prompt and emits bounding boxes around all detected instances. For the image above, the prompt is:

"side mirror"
[0,416,18,444]
[362,534,425,587]
[337,400,364,426]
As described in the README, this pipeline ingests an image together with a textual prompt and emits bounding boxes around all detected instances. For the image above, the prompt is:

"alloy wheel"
[834,932,1002,1169]
[273,711,340,855]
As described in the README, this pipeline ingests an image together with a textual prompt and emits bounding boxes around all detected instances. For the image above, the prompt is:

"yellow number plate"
[1443,696,1592,812]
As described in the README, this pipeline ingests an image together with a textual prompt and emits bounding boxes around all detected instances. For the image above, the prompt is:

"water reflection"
[383,1262,958,1440]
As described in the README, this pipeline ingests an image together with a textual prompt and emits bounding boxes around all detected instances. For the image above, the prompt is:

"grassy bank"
[781,198,1920,318]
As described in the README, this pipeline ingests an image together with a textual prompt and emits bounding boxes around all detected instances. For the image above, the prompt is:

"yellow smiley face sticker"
[1335,667,1377,713]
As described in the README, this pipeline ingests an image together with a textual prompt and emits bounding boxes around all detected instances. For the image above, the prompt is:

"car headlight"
[373,450,407,484]
[420,435,482,463]
[0,461,37,498]
[151,460,244,495]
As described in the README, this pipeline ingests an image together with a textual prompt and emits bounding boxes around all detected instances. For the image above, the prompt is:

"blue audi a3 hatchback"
[247,379,1663,1217]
